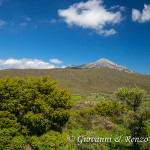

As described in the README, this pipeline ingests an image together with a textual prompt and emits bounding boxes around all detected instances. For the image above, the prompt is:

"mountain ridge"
[66,58,134,73]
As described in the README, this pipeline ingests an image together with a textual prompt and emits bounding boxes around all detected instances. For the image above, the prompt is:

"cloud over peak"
[58,0,123,36]
[132,4,150,23]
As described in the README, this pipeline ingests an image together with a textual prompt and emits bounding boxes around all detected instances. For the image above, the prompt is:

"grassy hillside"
[0,68,150,93]
[0,75,149,149]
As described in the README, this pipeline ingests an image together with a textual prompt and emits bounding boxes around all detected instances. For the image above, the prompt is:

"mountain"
[67,58,134,73]
[0,68,149,94]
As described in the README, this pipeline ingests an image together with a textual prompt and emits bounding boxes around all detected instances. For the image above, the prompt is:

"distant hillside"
[67,58,134,73]
[0,68,149,94]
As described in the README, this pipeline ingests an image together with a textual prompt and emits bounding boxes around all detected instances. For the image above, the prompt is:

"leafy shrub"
[115,87,149,149]
[77,142,102,150]
[0,111,20,130]
[0,76,72,135]
[75,102,126,129]
[30,130,68,150]
[93,102,126,117]
[9,136,26,150]
[0,76,72,149]
[115,86,147,112]
[0,111,23,150]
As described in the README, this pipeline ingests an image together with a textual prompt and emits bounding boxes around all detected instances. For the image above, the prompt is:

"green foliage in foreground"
[116,87,150,149]
[78,101,126,116]
[72,101,127,131]
[0,76,72,149]
[116,86,147,112]
[30,130,68,150]
[0,76,149,150]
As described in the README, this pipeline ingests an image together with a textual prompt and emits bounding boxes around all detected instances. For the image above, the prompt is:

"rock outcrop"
[67,58,134,73]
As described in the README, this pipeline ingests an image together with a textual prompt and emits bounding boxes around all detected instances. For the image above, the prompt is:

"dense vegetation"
[0,76,72,149]
[65,91,150,150]
[0,68,150,93]
[116,87,149,149]
[0,75,149,149]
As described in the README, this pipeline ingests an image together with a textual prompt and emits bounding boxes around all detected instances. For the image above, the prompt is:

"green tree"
[0,75,72,149]
[115,86,148,150]
[115,86,146,112]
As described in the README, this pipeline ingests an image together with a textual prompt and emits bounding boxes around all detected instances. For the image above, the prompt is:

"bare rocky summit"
[66,58,134,73]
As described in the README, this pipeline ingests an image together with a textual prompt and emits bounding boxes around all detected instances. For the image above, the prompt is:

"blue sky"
[0,0,150,74]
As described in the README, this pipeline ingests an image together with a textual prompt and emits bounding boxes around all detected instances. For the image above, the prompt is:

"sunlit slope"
[0,68,149,93]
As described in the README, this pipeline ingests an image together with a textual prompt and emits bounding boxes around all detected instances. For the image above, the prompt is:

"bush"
[10,136,26,150]
[115,86,147,112]
[0,111,23,150]
[30,130,68,150]
[0,76,72,149]
[74,102,126,129]
[93,102,126,117]
[115,87,149,149]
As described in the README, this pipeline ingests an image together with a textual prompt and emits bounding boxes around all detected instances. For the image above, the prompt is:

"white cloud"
[110,5,126,12]
[98,29,116,36]
[49,59,63,64]
[120,6,126,12]
[25,16,31,21]
[132,4,150,23]
[50,19,56,24]
[19,22,27,27]
[132,9,141,21]
[0,19,6,27]
[61,65,66,68]
[58,0,123,36]
[0,58,55,69]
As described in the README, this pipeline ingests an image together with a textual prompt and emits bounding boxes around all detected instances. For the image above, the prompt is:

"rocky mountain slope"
[67,58,134,73]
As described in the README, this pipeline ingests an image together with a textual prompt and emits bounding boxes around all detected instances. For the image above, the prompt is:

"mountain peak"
[97,58,116,65]
[97,58,108,61]
[66,58,134,73]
